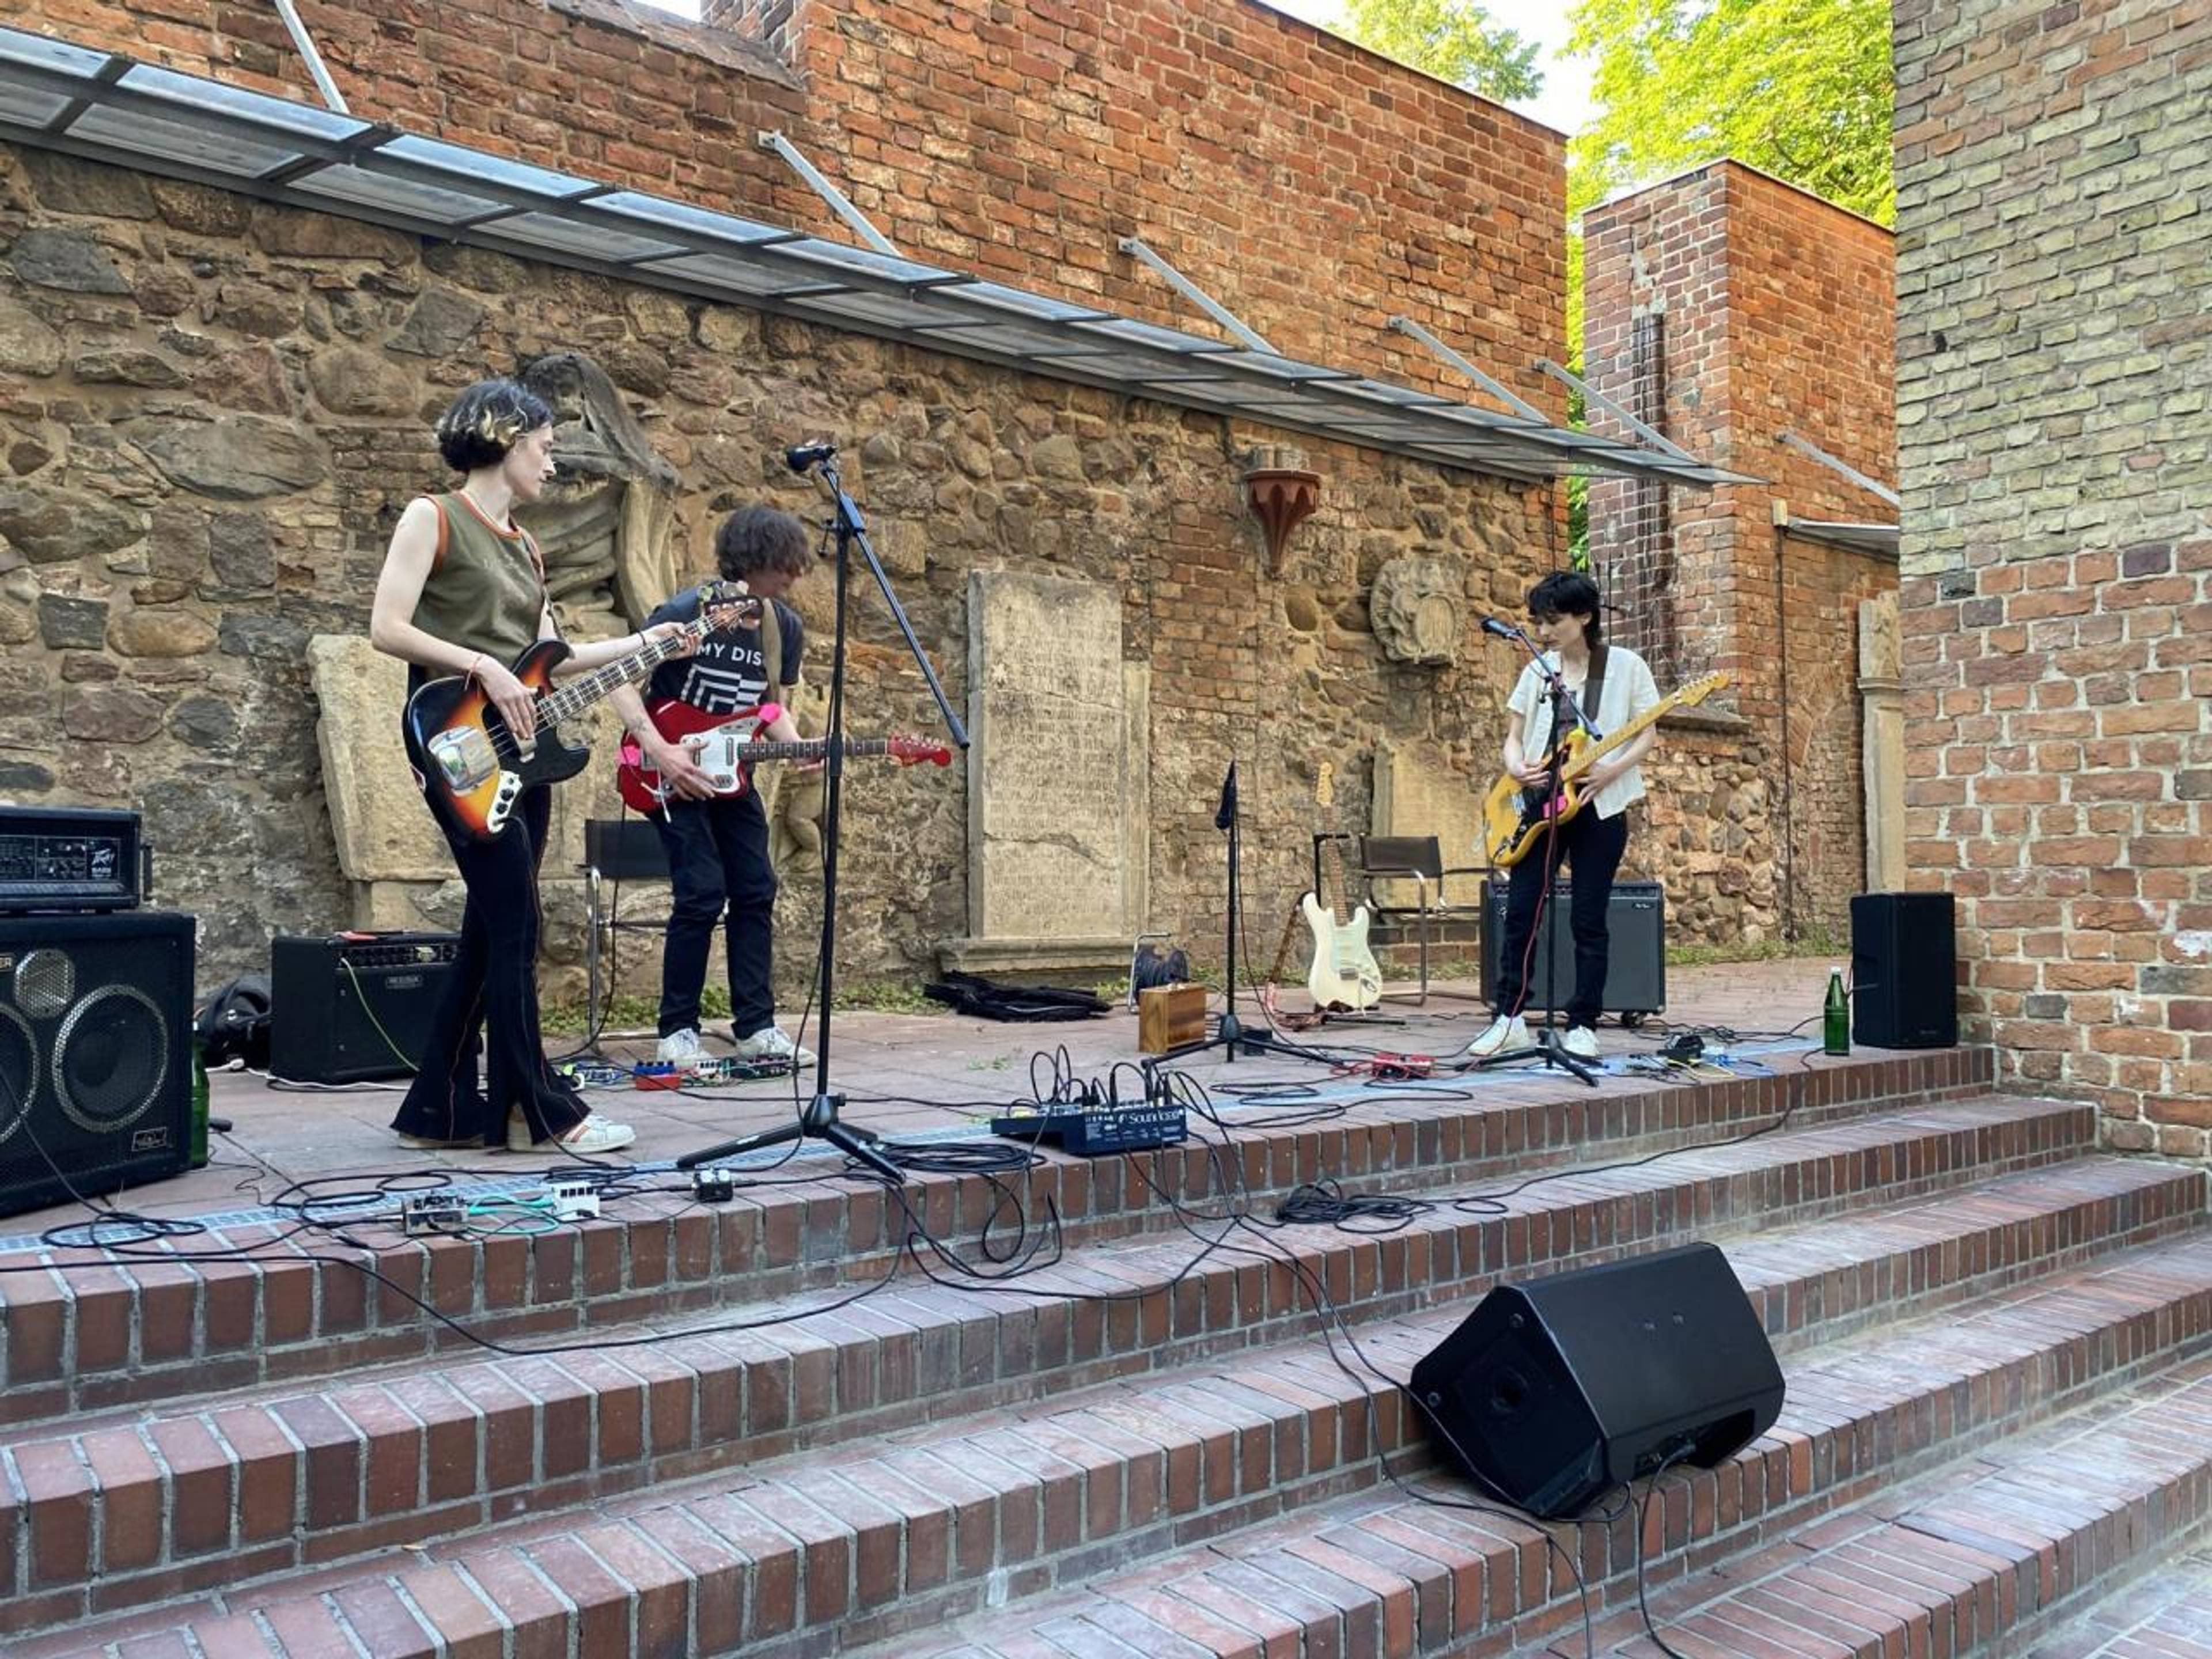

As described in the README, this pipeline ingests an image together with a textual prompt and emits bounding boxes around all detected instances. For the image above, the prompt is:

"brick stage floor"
[3,956,1843,1248]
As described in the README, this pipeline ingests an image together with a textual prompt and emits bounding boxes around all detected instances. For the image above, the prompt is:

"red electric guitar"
[615,699,952,813]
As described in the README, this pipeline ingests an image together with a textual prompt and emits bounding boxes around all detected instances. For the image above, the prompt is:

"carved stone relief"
[1370,556,1461,664]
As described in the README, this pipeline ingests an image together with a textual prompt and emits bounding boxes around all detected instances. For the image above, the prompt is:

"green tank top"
[407,491,546,668]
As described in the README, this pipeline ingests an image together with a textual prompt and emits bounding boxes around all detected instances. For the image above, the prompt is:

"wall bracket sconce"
[1244,465,1322,576]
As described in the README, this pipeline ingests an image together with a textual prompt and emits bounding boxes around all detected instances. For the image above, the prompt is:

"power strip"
[541,1177,601,1222]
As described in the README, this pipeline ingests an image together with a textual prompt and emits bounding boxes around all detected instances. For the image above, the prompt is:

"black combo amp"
[270,932,459,1085]
[0,910,195,1221]
[1850,892,1958,1048]
[1480,878,1666,1021]
[0,805,146,914]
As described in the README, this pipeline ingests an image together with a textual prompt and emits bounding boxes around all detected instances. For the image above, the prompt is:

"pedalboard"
[553,1055,796,1092]
[990,1101,1188,1156]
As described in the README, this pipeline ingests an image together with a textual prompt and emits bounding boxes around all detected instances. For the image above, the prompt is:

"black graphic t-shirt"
[641,586,804,715]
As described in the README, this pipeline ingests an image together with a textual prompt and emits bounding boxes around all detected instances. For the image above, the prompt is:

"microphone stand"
[677,447,970,1183]
[1163,759,1313,1067]
[1476,624,1599,1087]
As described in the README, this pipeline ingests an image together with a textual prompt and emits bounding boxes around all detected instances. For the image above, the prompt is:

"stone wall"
[1584,162,1898,945]
[1895,0,2212,1147]
[0,141,1550,993]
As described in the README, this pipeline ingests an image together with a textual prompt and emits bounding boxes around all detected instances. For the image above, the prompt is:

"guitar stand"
[677,445,970,1184]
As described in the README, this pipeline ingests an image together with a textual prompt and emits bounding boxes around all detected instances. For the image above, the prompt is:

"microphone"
[1480,616,1522,640]
[1214,760,1238,832]
[784,441,837,475]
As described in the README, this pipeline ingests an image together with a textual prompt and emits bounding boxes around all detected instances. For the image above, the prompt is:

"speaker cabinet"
[0,911,194,1221]
[1409,1243,1785,1518]
[270,933,459,1085]
[1480,878,1667,1018]
[1850,892,1957,1048]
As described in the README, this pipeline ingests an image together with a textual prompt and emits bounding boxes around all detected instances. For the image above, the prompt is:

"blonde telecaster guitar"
[1300,836,1383,1010]
[1480,671,1730,868]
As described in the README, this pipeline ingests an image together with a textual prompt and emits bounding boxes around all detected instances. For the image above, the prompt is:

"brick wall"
[1895,0,2212,1146]
[9,0,1567,422]
[1585,163,1897,945]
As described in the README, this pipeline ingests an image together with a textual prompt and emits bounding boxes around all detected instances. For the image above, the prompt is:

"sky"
[1257,0,1598,136]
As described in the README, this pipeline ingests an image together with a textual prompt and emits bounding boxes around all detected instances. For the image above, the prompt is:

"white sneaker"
[507,1113,637,1154]
[1461,1014,1529,1060]
[1559,1025,1601,1062]
[733,1024,815,1066]
[656,1028,707,1066]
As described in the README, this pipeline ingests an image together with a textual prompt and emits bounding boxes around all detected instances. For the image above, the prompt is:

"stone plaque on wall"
[946,571,1145,975]
[1372,741,1485,908]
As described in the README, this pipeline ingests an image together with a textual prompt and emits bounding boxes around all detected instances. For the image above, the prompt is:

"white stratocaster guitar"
[1300,835,1383,1011]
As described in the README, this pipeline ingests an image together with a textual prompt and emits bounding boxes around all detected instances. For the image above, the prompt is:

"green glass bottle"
[189,1040,210,1169]
[1823,967,1850,1056]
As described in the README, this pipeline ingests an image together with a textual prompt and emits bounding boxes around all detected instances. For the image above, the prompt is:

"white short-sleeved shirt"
[1508,643,1662,821]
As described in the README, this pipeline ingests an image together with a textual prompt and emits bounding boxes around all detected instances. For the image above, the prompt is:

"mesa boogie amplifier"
[269,932,460,1085]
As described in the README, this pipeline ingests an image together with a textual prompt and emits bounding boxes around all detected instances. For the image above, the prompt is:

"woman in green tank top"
[369,378,691,1156]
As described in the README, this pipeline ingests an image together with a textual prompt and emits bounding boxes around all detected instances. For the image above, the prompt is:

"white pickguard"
[1301,892,1383,1010]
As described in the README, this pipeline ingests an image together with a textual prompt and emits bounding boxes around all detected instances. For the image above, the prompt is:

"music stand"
[1475,628,1599,1087]
[676,445,970,1183]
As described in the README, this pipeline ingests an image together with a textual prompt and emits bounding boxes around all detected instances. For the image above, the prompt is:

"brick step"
[2025,1551,2212,1659]
[0,1097,2122,1637]
[0,1047,1996,1427]
[18,1161,2212,1657]
[1562,1365,2212,1659]
[855,1243,2212,1659]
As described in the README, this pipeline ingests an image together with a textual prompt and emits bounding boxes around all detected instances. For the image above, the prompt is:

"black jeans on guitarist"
[652,786,776,1040]
[393,783,590,1146]
[1495,806,1630,1029]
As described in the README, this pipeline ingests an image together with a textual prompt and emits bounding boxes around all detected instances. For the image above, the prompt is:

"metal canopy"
[1782,519,1899,559]
[0,27,1737,488]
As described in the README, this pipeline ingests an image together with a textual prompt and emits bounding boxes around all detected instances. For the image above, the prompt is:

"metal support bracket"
[273,0,349,113]
[1534,358,1699,463]
[756,130,900,256]
[1776,429,1900,507]
[1387,315,1548,423]
[1119,236,1276,354]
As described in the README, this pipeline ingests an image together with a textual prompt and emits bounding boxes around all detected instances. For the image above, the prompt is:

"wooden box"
[1138,983,1207,1054]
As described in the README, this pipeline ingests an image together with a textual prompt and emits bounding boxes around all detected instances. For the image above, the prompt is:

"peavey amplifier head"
[0,910,194,1221]
[269,933,459,1085]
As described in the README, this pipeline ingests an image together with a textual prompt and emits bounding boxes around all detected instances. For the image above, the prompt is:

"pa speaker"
[269,932,458,1084]
[1849,892,1956,1048]
[1479,878,1666,1018]
[1408,1242,1785,1518]
[0,911,194,1221]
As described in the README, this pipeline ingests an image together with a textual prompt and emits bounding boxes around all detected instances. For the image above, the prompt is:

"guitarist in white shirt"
[1463,571,1661,1063]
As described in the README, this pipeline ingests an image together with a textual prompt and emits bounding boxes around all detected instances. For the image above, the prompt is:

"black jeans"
[391,783,589,1147]
[1494,806,1631,1029]
[652,786,777,1040]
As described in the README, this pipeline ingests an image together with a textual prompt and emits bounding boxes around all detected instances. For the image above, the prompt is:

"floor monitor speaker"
[0,910,194,1221]
[1409,1242,1785,1518]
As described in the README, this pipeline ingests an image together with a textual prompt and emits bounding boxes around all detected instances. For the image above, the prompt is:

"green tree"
[1339,0,1544,102]
[1566,0,1894,225]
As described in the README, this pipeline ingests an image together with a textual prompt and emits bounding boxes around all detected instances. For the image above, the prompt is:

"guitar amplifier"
[269,932,459,1085]
[1480,880,1666,1020]
[0,806,145,914]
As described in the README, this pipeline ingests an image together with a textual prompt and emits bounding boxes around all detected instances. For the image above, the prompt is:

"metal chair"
[578,819,671,1049]
[1352,833,1489,1005]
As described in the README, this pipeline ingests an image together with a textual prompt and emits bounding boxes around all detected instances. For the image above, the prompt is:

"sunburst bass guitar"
[405,582,755,843]
[1480,671,1730,868]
